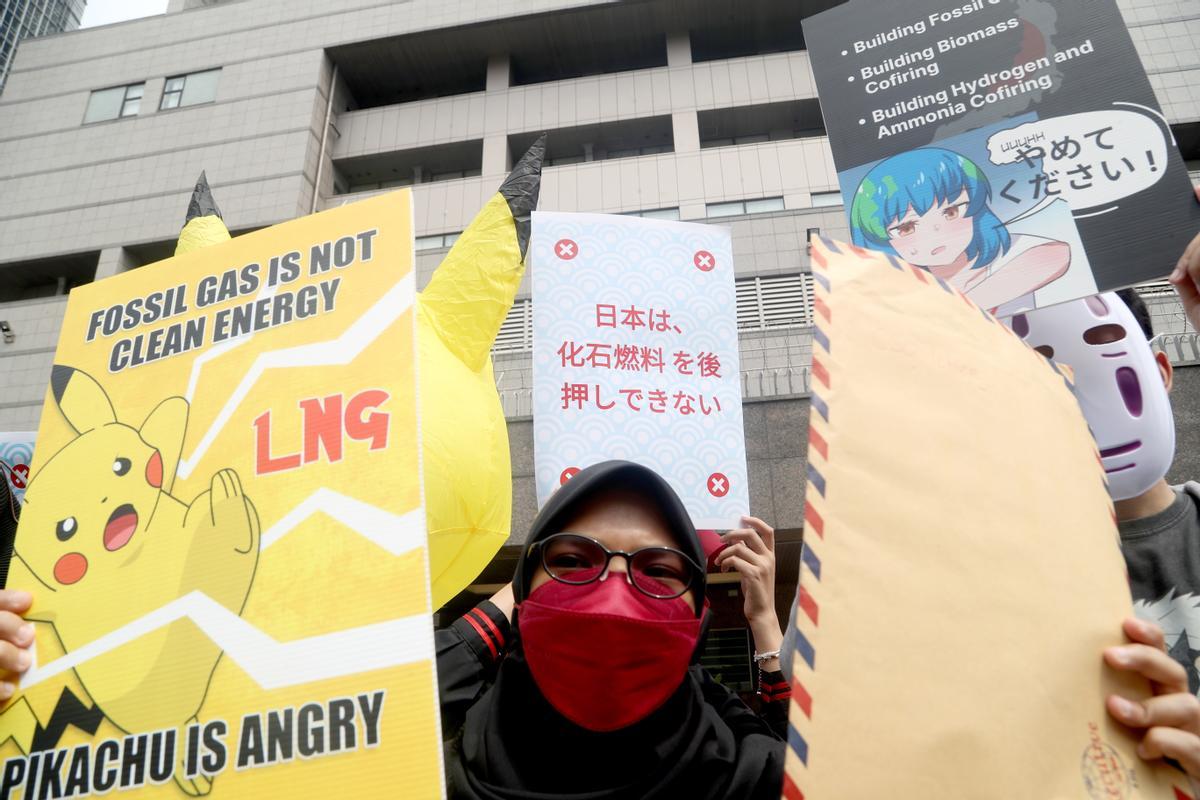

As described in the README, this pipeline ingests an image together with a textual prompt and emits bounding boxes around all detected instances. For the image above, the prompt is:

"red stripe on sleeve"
[470,607,506,649]
[462,613,498,660]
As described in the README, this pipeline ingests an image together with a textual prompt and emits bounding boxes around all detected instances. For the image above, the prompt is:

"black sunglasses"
[528,532,703,600]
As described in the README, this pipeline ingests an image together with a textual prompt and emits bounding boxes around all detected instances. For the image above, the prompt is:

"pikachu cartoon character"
[14,365,260,794]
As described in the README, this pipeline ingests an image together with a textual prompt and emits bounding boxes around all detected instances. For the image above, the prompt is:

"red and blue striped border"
[783,238,840,800]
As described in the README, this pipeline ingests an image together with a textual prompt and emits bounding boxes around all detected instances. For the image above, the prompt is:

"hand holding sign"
[1168,187,1200,332]
[1105,617,1200,786]
[0,590,32,700]
[715,516,778,631]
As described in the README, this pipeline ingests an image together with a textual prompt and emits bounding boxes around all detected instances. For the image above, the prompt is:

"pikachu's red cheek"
[146,450,163,488]
[54,553,87,585]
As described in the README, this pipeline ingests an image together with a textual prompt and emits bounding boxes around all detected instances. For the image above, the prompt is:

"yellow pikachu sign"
[0,190,443,798]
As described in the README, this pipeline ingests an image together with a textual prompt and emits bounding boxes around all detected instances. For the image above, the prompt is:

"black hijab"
[446,461,785,800]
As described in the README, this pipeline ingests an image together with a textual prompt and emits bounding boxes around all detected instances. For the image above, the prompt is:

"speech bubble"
[987,109,1169,210]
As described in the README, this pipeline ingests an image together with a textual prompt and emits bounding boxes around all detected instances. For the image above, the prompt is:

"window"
[736,273,815,331]
[430,169,474,182]
[811,191,844,208]
[509,118,674,169]
[620,208,681,221]
[160,69,221,110]
[333,140,485,196]
[493,299,533,354]
[83,83,145,123]
[415,232,462,251]
[744,197,786,214]
[699,100,826,149]
[690,3,806,64]
[706,197,785,218]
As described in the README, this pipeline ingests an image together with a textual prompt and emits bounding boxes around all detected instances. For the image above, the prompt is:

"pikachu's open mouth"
[103,504,138,551]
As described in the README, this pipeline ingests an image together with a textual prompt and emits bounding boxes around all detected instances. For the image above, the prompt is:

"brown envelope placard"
[782,238,1189,799]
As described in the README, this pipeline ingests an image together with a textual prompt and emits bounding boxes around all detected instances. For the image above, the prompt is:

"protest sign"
[782,238,1186,799]
[531,212,748,529]
[0,191,444,798]
[0,433,35,506]
[803,0,1200,316]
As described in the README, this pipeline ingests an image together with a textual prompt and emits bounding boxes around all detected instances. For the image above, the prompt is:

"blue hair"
[848,148,1010,270]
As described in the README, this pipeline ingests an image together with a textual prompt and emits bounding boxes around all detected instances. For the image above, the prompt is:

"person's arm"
[436,584,513,740]
[714,516,790,737]
[1168,187,1200,331]
[1104,616,1200,793]
[966,240,1070,311]
[716,517,782,670]
[0,589,34,700]
[694,666,783,741]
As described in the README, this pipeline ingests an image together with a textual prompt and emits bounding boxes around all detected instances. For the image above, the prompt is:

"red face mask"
[517,573,704,732]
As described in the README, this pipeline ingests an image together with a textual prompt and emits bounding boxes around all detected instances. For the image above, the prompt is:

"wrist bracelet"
[754,649,785,699]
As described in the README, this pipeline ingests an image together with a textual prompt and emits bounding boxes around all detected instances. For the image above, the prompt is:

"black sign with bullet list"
[802,0,1199,311]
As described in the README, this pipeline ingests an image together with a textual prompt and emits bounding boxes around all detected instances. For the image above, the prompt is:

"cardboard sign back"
[783,238,1186,799]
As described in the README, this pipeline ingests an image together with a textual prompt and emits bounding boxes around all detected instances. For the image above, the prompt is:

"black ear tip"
[50,365,74,404]
[185,171,223,223]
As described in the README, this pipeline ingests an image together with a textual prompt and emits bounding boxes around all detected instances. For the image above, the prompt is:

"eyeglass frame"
[525,532,705,600]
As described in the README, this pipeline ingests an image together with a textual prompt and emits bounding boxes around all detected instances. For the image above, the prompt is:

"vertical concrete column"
[672,111,701,153]
[142,77,166,116]
[666,31,692,67]
[484,54,513,176]
[486,54,511,92]
[482,135,511,177]
[671,29,702,221]
[94,247,137,281]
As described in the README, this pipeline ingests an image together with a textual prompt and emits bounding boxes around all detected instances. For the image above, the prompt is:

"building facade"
[0,0,86,94]
[0,0,1198,619]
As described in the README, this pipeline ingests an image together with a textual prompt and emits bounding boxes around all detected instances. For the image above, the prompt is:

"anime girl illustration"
[849,147,1071,315]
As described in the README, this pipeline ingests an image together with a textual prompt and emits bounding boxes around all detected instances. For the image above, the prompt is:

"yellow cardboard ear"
[49,365,116,434]
[174,171,231,257]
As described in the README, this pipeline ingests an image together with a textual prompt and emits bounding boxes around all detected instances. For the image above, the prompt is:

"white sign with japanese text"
[531,212,749,529]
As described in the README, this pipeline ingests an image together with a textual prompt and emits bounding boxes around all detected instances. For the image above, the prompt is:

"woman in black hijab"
[437,460,786,800]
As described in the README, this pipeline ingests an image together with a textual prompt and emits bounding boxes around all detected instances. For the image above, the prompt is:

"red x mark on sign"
[9,464,28,489]
[694,251,715,272]
[555,239,579,260]
[559,467,581,485]
[707,472,729,497]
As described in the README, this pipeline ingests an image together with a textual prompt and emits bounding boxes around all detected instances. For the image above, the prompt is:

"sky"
[80,0,169,29]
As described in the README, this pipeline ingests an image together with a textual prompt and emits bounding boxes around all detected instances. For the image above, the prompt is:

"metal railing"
[1161,333,1200,366]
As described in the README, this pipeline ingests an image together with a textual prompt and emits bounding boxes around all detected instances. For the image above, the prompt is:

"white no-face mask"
[1006,293,1175,501]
